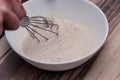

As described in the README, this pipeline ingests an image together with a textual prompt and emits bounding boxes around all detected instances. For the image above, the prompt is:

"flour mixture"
[22,17,94,62]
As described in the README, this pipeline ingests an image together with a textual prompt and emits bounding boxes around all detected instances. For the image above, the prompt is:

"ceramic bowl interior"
[5,0,108,71]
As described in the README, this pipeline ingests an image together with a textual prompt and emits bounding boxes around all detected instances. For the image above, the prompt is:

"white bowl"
[5,0,108,71]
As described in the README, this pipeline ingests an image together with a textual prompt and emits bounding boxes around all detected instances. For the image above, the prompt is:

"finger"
[16,0,27,13]
[11,0,26,20]
[3,10,19,30]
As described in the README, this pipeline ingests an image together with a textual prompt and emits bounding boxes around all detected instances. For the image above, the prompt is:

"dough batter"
[22,17,94,62]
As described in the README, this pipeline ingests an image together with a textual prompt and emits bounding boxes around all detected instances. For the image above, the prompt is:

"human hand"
[0,0,28,36]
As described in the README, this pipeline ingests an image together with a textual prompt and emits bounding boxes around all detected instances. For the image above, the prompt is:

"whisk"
[20,16,59,42]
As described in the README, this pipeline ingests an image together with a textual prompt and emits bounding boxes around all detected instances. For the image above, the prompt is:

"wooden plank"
[0,36,10,60]
[0,51,25,80]
[0,0,119,80]
[84,23,120,80]
[83,0,120,80]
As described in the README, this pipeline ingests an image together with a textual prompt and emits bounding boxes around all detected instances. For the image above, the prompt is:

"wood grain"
[0,37,10,60]
[0,0,120,80]
[84,23,120,80]
[84,0,120,80]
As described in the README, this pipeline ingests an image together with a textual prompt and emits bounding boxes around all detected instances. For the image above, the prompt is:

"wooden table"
[0,0,120,80]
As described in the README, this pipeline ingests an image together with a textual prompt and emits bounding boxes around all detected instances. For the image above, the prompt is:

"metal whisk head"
[20,16,59,42]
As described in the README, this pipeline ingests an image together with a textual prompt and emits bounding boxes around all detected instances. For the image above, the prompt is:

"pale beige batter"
[22,17,94,62]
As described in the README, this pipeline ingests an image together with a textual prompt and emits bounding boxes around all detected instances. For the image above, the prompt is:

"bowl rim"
[6,0,109,65]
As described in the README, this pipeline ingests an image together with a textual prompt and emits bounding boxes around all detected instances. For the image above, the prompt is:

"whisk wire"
[27,25,49,40]
[25,26,40,42]
[30,24,58,35]
[31,16,49,27]
[20,16,59,42]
